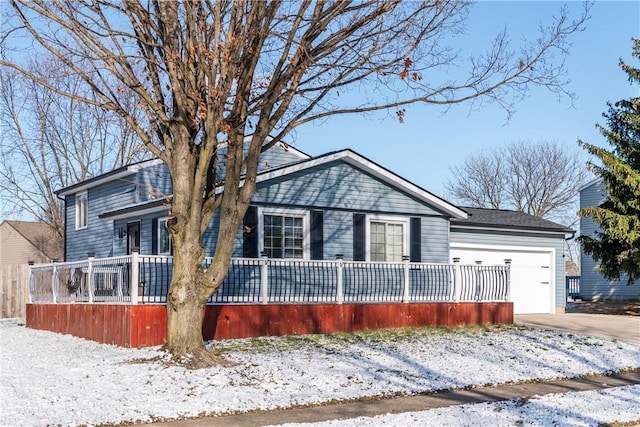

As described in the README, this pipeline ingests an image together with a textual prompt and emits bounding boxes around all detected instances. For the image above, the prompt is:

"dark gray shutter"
[243,205,258,258]
[151,218,158,255]
[310,210,324,260]
[410,217,421,262]
[353,213,366,261]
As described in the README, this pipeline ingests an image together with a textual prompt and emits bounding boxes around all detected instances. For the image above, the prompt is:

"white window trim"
[258,207,310,259]
[157,216,172,255]
[365,214,409,262]
[75,191,88,230]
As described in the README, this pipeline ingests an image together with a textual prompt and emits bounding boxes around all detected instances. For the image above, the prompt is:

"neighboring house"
[56,138,572,314]
[579,178,639,300]
[0,220,64,265]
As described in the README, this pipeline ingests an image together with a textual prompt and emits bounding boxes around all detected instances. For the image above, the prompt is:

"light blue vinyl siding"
[136,163,172,203]
[247,160,450,262]
[450,229,566,308]
[65,156,451,263]
[65,178,137,260]
[204,160,452,261]
[257,143,305,170]
[421,217,449,263]
[201,211,245,258]
[214,141,306,181]
[127,145,304,207]
[579,180,639,300]
[252,162,445,216]
[322,211,353,259]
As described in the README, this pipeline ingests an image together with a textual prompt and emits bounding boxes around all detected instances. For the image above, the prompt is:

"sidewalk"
[149,371,640,426]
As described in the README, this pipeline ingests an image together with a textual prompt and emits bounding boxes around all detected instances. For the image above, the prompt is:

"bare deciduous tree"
[446,139,587,271]
[446,148,507,210]
[0,57,148,243]
[446,140,587,221]
[1,0,590,364]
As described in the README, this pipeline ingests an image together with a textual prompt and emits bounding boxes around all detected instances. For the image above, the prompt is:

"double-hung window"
[75,191,88,230]
[157,217,172,255]
[368,216,408,262]
[260,208,309,259]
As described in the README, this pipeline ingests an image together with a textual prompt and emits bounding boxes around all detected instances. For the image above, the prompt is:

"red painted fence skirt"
[26,302,513,348]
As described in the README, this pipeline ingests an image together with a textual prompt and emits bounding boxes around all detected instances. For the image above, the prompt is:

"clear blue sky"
[291,1,640,200]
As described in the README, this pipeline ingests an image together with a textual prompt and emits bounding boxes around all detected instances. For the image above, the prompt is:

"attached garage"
[450,244,554,314]
[450,208,573,314]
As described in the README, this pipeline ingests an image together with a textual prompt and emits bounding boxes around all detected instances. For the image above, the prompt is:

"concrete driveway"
[515,313,640,344]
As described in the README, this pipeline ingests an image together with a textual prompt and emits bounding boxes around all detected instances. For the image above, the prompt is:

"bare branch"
[446,139,588,224]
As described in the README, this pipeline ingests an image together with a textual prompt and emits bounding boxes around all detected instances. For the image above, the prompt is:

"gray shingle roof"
[451,207,573,234]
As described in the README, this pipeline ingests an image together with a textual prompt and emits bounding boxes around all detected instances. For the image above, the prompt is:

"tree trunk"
[165,258,236,368]
[165,216,210,357]
[166,275,207,355]
[164,217,234,361]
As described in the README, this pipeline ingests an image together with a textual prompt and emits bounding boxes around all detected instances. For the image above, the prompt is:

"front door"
[127,221,141,254]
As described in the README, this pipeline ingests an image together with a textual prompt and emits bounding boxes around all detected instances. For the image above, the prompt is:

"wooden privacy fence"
[1,264,30,318]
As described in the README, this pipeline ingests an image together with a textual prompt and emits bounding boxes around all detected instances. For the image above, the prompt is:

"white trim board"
[450,242,557,254]
[451,224,572,238]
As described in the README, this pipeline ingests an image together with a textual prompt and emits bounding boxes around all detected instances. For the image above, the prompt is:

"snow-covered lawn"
[1,318,638,426]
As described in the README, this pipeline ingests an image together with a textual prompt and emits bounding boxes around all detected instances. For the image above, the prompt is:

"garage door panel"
[450,247,553,314]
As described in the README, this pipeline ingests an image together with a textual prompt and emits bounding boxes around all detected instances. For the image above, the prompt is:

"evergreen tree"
[579,39,640,284]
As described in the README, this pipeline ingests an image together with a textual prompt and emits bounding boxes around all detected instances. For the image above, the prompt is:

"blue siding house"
[57,138,573,313]
[579,178,639,300]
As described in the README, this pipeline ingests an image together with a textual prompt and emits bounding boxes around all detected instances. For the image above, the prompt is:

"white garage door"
[450,246,554,314]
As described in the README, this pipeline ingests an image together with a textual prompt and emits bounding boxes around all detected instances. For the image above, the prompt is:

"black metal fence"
[29,255,510,305]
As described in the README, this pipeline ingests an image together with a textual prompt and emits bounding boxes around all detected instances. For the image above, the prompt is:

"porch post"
[51,262,58,303]
[335,254,344,304]
[452,257,461,302]
[504,259,512,301]
[130,251,139,304]
[260,253,269,304]
[402,255,410,303]
[27,261,34,304]
[474,260,482,301]
[87,252,95,303]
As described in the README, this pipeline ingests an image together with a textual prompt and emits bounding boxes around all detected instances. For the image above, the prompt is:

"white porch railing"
[29,254,510,305]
